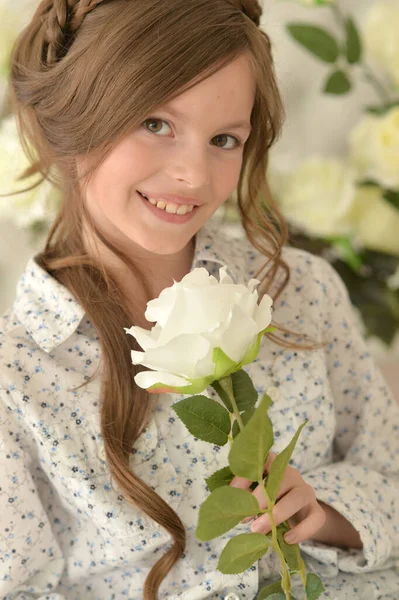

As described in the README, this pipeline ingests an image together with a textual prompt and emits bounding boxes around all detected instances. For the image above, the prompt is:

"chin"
[133,235,188,256]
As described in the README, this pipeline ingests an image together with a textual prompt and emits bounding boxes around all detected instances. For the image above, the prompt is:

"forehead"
[161,54,256,127]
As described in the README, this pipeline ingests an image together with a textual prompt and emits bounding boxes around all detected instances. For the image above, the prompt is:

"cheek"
[95,139,157,193]
[214,156,243,202]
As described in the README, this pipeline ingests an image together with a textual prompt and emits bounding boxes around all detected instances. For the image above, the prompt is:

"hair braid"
[40,0,104,65]
[227,0,263,26]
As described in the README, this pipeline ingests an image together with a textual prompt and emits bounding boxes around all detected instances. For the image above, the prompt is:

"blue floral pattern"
[0,220,398,599]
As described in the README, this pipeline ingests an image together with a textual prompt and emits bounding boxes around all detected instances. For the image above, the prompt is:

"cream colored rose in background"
[270,158,356,238]
[347,186,399,256]
[270,157,399,256]
[364,1,399,90]
[349,107,399,190]
[0,116,60,228]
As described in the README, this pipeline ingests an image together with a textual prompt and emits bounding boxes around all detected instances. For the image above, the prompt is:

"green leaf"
[266,421,307,504]
[357,178,380,187]
[212,369,258,413]
[205,466,234,492]
[346,17,362,64]
[259,594,286,600]
[332,257,399,345]
[231,369,258,411]
[324,70,352,95]
[232,407,256,438]
[211,379,233,411]
[327,236,363,272]
[196,486,260,541]
[287,24,339,63]
[366,101,399,116]
[217,533,271,574]
[306,572,325,600]
[229,393,274,481]
[172,395,230,446]
[275,522,303,573]
[257,580,284,599]
[383,189,399,211]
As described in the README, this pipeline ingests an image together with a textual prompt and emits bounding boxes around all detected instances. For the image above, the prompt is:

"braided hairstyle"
[40,0,105,65]
[9,1,292,598]
[228,0,263,26]
[38,0,264,66]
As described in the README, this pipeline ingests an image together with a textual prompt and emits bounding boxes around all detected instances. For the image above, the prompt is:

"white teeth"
[140,192,195,215]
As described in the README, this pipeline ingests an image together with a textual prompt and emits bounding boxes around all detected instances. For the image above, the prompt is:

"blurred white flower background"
[263,0,399,361]
[1,0,399,395]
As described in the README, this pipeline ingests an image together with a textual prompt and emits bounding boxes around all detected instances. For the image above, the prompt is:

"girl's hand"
[230,452,326,545]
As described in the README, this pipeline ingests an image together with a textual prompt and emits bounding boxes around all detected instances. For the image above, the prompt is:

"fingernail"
[241,516,255,525]
[284,532,295,544]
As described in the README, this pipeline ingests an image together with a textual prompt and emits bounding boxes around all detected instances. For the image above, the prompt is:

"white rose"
[364,1,399,89]
[347,185,399,256]
[125,266,274,394]
[273,158,356,238]
[349,107,399,189]
[0,116,61,228]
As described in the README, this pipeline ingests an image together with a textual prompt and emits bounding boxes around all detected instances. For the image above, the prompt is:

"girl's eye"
[212,134,241,150]
[142,119,171,135]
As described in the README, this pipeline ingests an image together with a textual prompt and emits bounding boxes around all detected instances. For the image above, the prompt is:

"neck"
[83,224,196,326]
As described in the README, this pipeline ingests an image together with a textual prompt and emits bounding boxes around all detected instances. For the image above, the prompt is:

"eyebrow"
[160,106,252,133]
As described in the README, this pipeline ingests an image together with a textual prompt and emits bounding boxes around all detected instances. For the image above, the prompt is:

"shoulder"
[216,226,350,320]
[0,304,37,391]
[240,237,353,342]
[0,255,60,392]
[282,246,348,300]
[231,226,348,304]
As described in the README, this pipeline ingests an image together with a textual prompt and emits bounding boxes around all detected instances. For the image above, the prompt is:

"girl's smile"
[137,190,200,224]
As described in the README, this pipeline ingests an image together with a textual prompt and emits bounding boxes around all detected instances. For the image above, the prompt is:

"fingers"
[251,459,303,512]
[230,475,252,489]
[230,451,324,544]
[284,503,326,544]
[250,484,324,543]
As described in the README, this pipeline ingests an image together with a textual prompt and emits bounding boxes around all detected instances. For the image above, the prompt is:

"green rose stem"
[218,375,293,600]
[330,3,392,104]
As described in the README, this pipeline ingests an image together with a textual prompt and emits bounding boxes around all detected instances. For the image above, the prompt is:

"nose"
[167,144,211,189]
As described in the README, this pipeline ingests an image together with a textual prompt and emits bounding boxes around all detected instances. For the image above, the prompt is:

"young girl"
[0,0,398,599]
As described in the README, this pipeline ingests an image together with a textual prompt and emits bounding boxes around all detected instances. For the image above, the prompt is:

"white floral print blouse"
[0,220,398,600]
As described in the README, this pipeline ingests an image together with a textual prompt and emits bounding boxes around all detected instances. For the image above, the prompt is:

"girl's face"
[81,54,256,258]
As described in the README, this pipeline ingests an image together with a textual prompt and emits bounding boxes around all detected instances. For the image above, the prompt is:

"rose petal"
[156,285,240,345]
[125,325,159,351]
[218,303,258,362]
[134,370,189,390]
[132,333,212,379]
[253,294,273,330]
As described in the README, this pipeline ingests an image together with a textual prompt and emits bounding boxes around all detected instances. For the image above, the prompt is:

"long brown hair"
[8,0,319,596]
